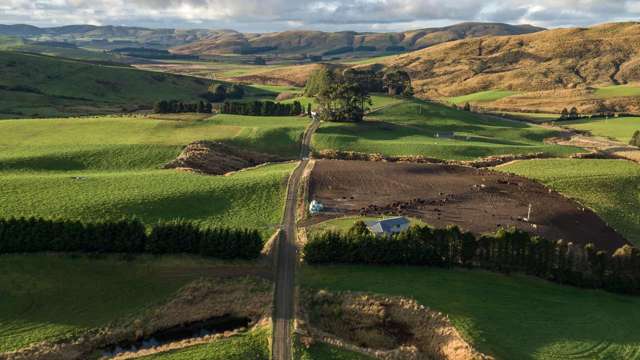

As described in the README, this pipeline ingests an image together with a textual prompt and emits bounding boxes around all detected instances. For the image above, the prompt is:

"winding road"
[272,117,319,360]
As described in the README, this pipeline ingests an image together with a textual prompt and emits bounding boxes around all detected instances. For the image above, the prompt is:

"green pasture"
[0,51,212,117]
[312,99,578,160]
[0,163,293,234]
[448,90,518,105]
[594,85,640,99]
[563,117,640,143]
[140,326,270,360]
[0,254,232,352]
[302,265,640,360]
[498,159,640,246]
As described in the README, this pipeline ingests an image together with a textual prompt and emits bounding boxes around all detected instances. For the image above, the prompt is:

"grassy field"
[0,51,213,118]
[295,342,372,360]
[0,115,304,234]
[498,159,640,246]
[0,254,231,352]
[448,90,519,105]
[140,326,270,360]
[0,114,309,171]
[301,265,640,360]
[499,111,560,123]
[594,85,640,98]
[563,117,640,143]
[312,99,578,160]
[0,164,293,234]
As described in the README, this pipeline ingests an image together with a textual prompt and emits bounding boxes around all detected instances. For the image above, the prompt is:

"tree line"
[220,100,305,116]
[304,222,640,295]
[154,100,213,114]
[0,217,263,260]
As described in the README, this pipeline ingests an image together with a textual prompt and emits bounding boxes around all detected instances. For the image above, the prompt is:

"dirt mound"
[164,141,281,175]
[299,290,489,360]
[3,277,272,360]
[305,160,629,252]
[313,149,553,168]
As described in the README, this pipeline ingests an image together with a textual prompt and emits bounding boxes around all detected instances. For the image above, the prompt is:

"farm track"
[272,117,319,360]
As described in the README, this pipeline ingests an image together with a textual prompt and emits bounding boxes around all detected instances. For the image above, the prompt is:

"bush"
[304,223,640,295]
[0,217,263,260]
[630,130,640,147]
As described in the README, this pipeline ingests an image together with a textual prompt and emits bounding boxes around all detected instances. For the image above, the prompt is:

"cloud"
[0,0,638,31]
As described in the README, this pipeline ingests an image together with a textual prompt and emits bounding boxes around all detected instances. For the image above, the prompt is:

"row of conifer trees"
[220,100,305,116]
[0,217,263,260]
[304,222,640,295]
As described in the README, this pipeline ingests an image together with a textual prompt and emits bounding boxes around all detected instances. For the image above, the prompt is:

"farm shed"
[365,216,410,236]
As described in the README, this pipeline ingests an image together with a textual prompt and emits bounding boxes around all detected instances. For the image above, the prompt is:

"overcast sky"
[1,0,639,32]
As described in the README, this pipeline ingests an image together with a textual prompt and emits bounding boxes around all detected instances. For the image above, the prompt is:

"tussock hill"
[0,51,212,117]
[171,22,542,56]
[381,22,640,98]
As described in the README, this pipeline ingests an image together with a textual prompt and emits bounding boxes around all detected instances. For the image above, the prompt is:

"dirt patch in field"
[547,134,640,164]
[304,160,629,251]
[164,141,281,175]
[3,277,272,360]
[299,290,489,360]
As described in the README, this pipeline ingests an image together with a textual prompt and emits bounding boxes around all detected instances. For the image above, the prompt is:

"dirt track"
[272,117,319,360]
[305,160,629,252]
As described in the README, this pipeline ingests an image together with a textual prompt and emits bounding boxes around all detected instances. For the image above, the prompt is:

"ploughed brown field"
[305,159,629,251]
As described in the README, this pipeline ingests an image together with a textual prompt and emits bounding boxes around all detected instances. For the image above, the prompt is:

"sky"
[0,0,639,32]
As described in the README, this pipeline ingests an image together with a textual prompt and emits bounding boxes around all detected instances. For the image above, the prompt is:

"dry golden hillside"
[383,22,640,97]
[171,23,541,57]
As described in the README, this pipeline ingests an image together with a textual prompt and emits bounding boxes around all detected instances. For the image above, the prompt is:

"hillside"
[170,23,543,57]
[0,24,221,48]
[0,51,212,117]
[381,22,640,98]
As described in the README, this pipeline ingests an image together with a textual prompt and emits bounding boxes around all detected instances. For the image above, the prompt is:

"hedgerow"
[0,217,263,260]
[304,222,640,295]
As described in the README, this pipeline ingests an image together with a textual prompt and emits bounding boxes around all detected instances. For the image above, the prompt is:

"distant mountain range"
[0,22,544,58]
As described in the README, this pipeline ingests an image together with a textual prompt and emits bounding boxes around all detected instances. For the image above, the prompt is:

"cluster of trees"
[220,100,305,116]
[304,67,413,122]
[382,69,413,97]
[201,83,245,103]
[304,223,640,295]
[630,130,640,147]
[0,217,263,260]
[560,107,580,120]
[154,100,213,114]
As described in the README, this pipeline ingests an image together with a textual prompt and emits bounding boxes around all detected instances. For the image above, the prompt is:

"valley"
[1,13,639,360]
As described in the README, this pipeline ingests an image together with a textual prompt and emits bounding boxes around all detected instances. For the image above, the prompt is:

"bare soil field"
[305,160,629,251]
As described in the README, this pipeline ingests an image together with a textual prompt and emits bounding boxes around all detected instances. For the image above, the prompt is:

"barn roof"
[365,216,410,234]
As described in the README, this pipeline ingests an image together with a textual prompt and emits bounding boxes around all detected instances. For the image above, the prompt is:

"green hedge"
[0,217,263,260]
[304,222,640,295]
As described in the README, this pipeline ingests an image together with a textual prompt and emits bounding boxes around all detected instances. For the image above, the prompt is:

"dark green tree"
[304,67,334,97]
[383,69,411,96]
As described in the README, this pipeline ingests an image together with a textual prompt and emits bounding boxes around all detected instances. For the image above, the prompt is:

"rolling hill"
[0,22,543,58]
[0,51,213,117]
[0,24,220,49]
[380,22,640,98]
[171,22,543,57]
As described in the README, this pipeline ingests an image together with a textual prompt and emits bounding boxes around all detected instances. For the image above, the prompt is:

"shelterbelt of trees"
[0,217,263,260]
[220,100,305,116]
[305,222,640,295]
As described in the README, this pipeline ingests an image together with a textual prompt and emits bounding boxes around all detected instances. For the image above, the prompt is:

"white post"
[526,203,532,222]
